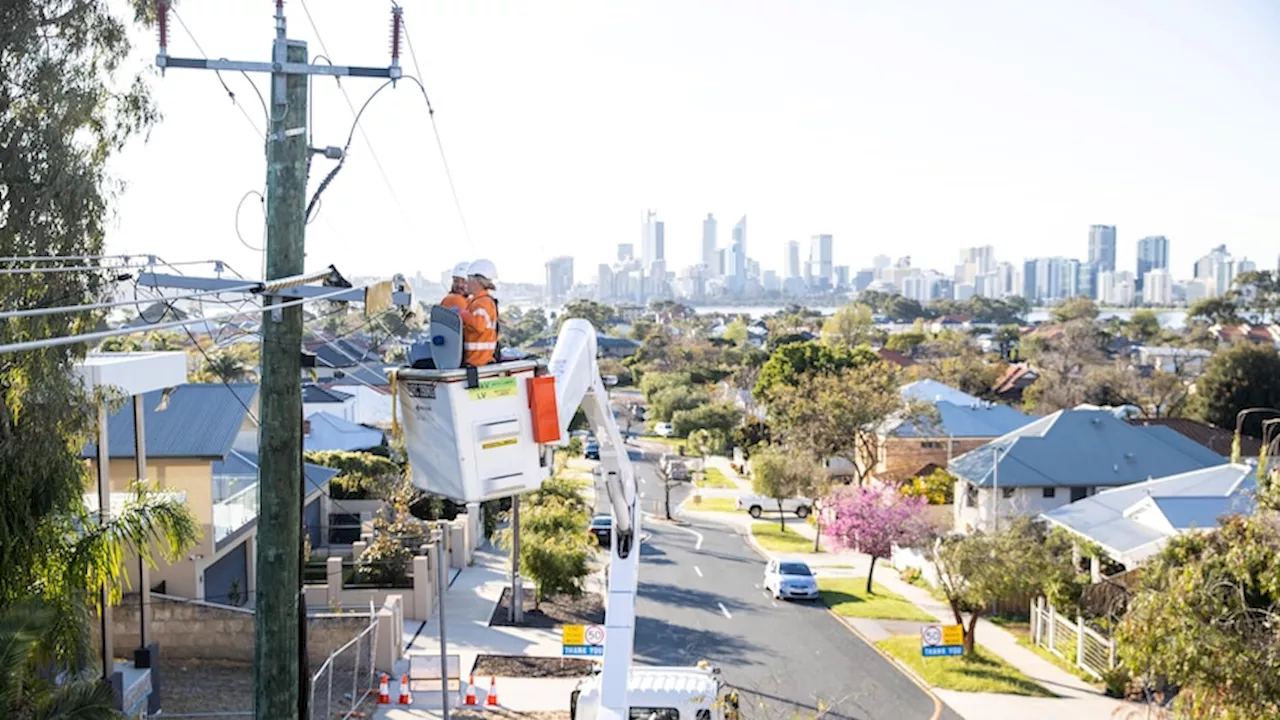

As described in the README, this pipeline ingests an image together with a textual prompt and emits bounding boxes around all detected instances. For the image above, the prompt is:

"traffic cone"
[397,673,413,705]
[377,673,390,704]
[486,676,499,706]
[463,674,477,706]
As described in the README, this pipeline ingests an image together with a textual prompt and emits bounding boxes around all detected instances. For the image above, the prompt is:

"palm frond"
[33,677,118,720]
[67,482,201,608]
[0,599,55,712]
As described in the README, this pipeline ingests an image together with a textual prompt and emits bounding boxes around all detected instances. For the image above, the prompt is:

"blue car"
[584,441,600,460]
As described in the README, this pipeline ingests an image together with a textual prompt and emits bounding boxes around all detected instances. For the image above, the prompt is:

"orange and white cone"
[486,676,499,706]
[377,673,390,704]
[463,674,477,706]
[397,673,413,705]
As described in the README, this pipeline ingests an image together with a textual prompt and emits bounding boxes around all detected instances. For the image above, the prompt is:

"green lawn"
[818,577,936,621]
[876,636,1056,697]
[751,522,818,553]
[696,467,736,489]
[685,496,737,513]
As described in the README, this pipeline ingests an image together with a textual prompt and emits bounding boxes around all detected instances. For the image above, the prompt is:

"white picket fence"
[1030,596,1117,680]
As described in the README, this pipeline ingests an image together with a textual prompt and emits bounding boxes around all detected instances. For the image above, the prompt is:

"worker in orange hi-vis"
[440,261,471,312]
[458,258,500,367]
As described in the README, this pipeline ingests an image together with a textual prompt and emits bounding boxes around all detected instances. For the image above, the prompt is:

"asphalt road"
[598,446,961,720]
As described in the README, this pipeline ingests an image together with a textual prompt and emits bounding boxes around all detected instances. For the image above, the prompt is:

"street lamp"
[1233,408,1280,463]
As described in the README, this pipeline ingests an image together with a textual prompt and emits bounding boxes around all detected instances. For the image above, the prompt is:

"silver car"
[763,560,819,601]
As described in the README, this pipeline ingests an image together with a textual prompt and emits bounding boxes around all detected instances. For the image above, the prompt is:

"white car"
[653,422,675,437]
[736,494,812,519]
[763,559,819,600]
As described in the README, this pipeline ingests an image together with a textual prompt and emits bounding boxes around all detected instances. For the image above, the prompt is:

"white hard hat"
[451,262,470,279]
[468,258,497,281]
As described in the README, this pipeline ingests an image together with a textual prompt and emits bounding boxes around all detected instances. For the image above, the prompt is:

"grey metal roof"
[949,408,1225,489]
[212,449,340,499]
[304,412,386,453]
[889,380,1036,438]
[302,384,353,403]
[82,383,257,459]
[1040,464,1256,562]
[324,364,391,388]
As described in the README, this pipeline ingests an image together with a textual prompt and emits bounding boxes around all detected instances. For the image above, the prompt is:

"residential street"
[600,446,962,720]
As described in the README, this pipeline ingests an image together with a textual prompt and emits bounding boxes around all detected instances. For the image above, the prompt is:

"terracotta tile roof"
[876,348,917,368]
[1127,418,1263,457]
[992,364,1037,395]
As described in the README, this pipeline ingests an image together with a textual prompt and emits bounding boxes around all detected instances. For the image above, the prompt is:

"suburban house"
[303,383,356,422]
[864,379,1035,485]
[317,365,395,427]
[1039,463,1256,575]
[1129,345,1211,376]
[304,412,386,453]
[1212,323,1280,346]
[991,363,1039,403]
[948,408,1227,532]
[82,383,339,606]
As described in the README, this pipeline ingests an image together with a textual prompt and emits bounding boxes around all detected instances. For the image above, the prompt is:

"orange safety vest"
[440,292,468,312]
[462,290,498,366]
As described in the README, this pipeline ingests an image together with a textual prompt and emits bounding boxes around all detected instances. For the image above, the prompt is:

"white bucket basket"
[397,361,550,503]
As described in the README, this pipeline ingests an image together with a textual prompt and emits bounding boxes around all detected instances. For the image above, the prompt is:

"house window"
[1043,487,1056,499]
[1002,488,1015,499]
[1070,487,1088,502]
[965,485,978,508]
[920,440,943,449]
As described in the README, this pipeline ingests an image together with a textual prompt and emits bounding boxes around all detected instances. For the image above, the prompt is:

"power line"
[400,19,472,245]
[170,7,268,139]
[299,0,415,238]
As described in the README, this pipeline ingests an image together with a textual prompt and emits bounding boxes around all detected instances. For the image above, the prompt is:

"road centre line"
[718,602,733,620]
[694,566,703,577]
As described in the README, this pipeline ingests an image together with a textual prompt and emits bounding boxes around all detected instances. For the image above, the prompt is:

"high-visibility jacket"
[440,292,468,312]
[462,289,498,366]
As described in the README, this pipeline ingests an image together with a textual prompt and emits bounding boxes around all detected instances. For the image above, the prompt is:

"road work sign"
[563,624,605,657]
[920,624,964,657]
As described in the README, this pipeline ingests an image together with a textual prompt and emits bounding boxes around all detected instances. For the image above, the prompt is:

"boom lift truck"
[397,318,738,720]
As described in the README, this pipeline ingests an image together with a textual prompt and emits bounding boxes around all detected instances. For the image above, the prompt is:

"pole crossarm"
[137,271,413,309]
[157,56,401,80]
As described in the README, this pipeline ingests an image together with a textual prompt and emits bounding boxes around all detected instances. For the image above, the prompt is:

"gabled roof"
[82,384,258,460]
[304,412,386,453]
[992,364,1038,395]
[302,384,354,404]
[1040,464,1255,564]
[950,408,1225,489]
[891,380,1035,438]
[211,449,339,499]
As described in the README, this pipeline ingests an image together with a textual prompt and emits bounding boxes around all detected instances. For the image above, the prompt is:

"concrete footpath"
[375,544,585,717]
[695,459,1139,720]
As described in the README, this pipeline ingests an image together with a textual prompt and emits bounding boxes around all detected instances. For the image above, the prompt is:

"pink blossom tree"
[823,485,934,594]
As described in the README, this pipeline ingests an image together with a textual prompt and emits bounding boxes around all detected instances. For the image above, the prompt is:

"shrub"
[899,567,923,585]
[566,437,584,456]
[355,533,412,587]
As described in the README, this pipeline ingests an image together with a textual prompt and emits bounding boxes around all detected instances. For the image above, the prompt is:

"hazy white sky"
[106,0,1280,286]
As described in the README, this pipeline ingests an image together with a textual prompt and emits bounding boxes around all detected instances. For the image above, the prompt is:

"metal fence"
[309,604,379,720]
[1030,596,1117,680]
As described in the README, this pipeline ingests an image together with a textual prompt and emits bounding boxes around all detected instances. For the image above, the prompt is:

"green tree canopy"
[1187,295,1243,326]
[748,448,814,531]
[1051,296,1100,323]
[1118,512,1280,718]
[556,299,615,333]
[753,341,878,401]
[1192,343,1280,438]
[823,303,878,347]
[671,402,742,439]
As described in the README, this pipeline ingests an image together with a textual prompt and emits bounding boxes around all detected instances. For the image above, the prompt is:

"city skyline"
[101,2,1280,286]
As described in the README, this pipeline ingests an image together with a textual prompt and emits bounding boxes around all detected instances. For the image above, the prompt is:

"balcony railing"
[213,481,258,545]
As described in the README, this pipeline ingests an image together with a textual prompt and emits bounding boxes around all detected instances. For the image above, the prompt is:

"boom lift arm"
[547,319,639,720]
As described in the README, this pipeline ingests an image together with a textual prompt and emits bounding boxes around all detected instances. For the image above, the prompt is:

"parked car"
[660,455,689,481]
[654,422,675,437]
[584,441,600,460]
[736,494,812,519]
[763,559,818,600]
[588,515,611,547]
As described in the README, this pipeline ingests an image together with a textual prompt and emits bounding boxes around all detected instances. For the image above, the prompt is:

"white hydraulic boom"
[547,319,640,720]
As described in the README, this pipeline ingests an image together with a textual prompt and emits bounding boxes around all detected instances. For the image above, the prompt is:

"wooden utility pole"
[256,29,309,719]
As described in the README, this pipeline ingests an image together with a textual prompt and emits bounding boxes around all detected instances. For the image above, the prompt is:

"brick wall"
[109,594,373,666]
[877,436,992,481]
